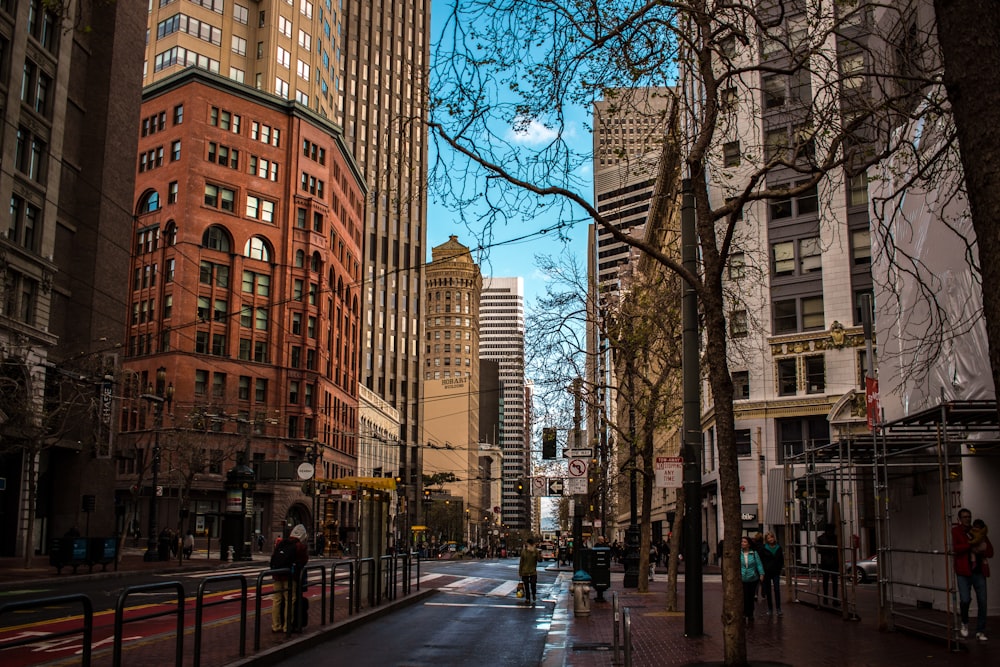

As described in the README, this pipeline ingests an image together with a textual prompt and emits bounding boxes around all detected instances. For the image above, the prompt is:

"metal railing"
[113,581,185,667]
[611,591,622,665]
[622,606,633,667]
[195,574,247,667]
[2,556,419,665]
[0,595,94,667]
[331,559,356,622]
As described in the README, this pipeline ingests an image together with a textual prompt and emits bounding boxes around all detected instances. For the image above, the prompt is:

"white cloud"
[507,117,568,145]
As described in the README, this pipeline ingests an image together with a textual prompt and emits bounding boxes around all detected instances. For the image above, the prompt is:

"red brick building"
[119,69,365,552]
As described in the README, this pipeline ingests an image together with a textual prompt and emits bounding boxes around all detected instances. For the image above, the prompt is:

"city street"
[0,555,545,666]
[272,558,558,666]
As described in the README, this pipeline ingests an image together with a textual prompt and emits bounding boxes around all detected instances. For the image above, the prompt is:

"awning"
[321,476,397,491]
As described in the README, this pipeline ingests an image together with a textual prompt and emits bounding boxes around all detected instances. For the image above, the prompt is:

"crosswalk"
[158,566,545,603]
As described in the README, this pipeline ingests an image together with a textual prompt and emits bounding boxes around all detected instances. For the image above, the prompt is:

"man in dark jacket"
[271,524,310,633]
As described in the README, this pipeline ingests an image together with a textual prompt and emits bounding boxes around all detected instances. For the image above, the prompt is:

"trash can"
[590,546,611,601]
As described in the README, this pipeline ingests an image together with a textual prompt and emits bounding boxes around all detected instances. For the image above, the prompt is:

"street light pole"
[306,443,320,555]
[142,367,172,562]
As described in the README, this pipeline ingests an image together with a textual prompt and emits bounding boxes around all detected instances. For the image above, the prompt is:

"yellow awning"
[321,476,397,491]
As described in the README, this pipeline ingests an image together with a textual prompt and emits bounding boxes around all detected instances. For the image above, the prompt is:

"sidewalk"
[0,545,270,588]
[542,563,997,666]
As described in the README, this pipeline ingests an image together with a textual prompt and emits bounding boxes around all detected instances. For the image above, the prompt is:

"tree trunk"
[934,1,1000,419]
[697,202,745,664]
[666,486,684,612]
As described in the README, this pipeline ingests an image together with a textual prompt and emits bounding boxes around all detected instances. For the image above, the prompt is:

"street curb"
[223,588,439,666]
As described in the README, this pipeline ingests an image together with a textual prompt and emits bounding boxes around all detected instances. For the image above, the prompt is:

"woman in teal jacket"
[740,536,765,625]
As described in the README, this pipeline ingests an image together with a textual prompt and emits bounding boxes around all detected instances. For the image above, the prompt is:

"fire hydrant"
[572,570,592,617]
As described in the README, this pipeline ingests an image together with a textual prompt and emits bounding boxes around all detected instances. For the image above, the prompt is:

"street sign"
[567,458,589,478]
[567,448,593,458]
[531,476,546,497]
[297,462,315,480]
[156,485,164,497]
[655,456,683,489]
[566,477,587,494]
[547,478,565,496]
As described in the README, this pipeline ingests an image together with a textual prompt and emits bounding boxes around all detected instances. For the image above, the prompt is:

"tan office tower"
[142,0,431,535]
[421,237,483,533]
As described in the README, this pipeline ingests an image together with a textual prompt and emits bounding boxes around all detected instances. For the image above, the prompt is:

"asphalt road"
[272,557,559,667]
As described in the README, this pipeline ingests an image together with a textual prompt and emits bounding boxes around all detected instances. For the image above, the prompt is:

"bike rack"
[0,594,94,667]
[194,573,248,667]
[114,581,185,667]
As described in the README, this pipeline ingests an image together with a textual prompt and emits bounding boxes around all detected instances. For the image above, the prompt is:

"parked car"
[539,542,557,561]
[847,554,878,584]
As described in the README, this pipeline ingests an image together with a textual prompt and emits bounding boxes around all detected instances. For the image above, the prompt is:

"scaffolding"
[785,399,999,648]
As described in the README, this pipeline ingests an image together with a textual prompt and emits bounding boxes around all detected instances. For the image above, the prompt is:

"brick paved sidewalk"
[542,566,997,666]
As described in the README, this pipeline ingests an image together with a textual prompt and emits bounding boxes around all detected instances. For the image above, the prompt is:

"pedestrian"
[759,531,784,616]
[952,508,993,641]
[182,531,195,559]
[315,531,326,557]
[518,538,539,607]
[649,545,658,581]
[257,533,265,552]
[817,525,840,607]
[740,536,765,627]
[270,524,309,633]
[701,539,709,565]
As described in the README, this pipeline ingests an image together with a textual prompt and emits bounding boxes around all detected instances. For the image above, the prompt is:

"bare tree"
[0,354,107,567]
[430,2,963,663]
[527,250,683,594]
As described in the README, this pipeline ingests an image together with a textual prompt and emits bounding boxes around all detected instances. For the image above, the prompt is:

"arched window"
[310,251,322,273]
[244,236,271,262]
[137,190,160,214]
[163,220,178,246]
[202,225,232,252]
[294,249,305,267]
[337,277,344,298]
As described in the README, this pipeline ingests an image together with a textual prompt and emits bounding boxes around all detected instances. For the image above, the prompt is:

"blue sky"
[425,1,595,307]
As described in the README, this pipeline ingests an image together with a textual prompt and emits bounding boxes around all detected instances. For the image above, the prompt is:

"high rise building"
[479,278,528,529]
[122,69,366,552]
[142,0,431,539]
[588,88,672,538]
[140,0,431,543]
[421,236,483,536]
[0,1,146,557]
[592,88,672,291]
[338,1,430,531]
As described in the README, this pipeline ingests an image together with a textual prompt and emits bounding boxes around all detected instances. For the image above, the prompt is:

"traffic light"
[423,489,431,502]
[542,427,557,459]
[516,479,525,497]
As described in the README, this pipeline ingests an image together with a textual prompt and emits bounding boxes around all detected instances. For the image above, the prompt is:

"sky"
[425,1,595,308]
[425,1,596,528]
